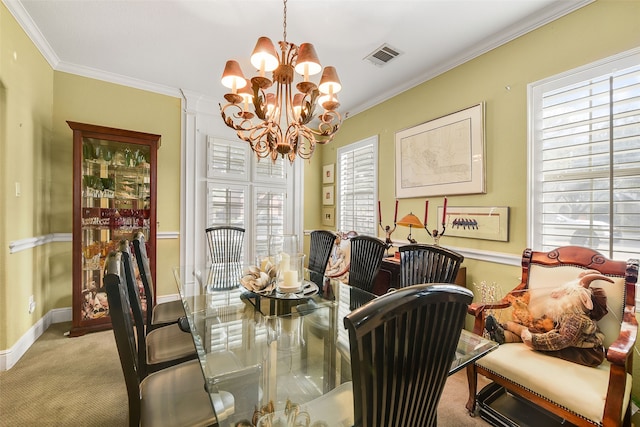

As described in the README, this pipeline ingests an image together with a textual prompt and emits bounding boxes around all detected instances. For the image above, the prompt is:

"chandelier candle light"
[423,197,448,245]
[219,0,344,164]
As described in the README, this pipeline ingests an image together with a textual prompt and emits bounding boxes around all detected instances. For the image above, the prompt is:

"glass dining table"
[173,264,497,427]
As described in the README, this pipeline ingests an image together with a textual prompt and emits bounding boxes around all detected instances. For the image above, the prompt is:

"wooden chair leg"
[466,364,478,414]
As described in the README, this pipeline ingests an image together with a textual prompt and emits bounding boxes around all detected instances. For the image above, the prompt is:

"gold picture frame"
[323,186,334,205]
[322,207,335,226]
[395,103,485,197]
[323,163,335,184]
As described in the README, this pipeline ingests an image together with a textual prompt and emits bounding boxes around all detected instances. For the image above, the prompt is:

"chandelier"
[219,0,344,164]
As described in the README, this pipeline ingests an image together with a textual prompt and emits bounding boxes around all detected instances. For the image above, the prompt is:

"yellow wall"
[51,72,182,301]
[306,0,640,399]
[1,2,182,349]
[1,2,54,349]
[309,0,640,285]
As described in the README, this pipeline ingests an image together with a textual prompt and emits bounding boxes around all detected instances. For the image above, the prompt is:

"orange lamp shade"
[250,37,279,73]
[221,60,247,91]
[295,43,322,78]
[318,66,342,95]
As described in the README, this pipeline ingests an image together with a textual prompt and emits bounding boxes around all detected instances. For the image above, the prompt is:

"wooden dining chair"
[308,230,337,273]
[205,226,246,290]
[308,230,337,289]
[398,243,464,288]
[347,235,387,294]
[118,246,197,379]
[132,232,185,329]
[104,253,234,427]
[343,283,473,427]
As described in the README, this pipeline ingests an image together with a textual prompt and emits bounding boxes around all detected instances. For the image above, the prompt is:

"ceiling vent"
[364,44,402,67]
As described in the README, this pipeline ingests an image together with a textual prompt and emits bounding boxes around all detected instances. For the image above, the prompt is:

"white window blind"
[206,137,290,262]
[529,50,640,260]
[254,186,286,257]
[207,140,248,180]
[207,183,246,227]
[337,136,378,235]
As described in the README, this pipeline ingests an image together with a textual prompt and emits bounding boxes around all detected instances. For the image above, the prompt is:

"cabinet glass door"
[69,121,159,336]
[80,139,151,320]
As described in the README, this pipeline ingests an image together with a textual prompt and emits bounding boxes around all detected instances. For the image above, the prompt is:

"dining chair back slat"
[344,283,473,427]
[206,226,245,264]
[399,244,464,288]
[348,235,387,293]
[205,226,246,290]
[309,230,337,273]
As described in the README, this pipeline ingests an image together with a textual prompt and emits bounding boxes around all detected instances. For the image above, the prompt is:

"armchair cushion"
[477,343,632,424]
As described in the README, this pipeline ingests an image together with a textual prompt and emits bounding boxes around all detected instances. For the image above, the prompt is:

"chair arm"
[606,305,638,366]
[467,301,511,316]
[467,301,511,335]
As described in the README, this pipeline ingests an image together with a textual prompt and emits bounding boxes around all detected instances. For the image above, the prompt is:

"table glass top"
[173,264,497,426]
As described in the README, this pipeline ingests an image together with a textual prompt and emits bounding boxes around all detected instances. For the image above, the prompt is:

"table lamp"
[396,212,424,243]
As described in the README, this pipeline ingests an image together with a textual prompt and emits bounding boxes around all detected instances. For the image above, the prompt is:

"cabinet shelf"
[70,121,160,337]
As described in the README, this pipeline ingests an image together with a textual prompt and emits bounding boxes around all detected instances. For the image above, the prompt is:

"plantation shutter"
[530,55,640,260]
[337,136,378,235]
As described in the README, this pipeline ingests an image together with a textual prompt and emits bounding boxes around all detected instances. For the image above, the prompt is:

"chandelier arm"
[219,0,343,163]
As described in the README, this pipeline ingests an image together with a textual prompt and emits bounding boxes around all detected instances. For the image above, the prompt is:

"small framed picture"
[323,186,334,205]
[323,164,335,184]
[322,207,335,226]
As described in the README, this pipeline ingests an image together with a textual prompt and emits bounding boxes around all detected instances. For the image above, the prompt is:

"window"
[206,137,292,263]
[337,136,378,235]
[529,49,640,260]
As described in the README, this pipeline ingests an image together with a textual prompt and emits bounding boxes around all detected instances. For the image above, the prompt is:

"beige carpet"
[0,322,491,426]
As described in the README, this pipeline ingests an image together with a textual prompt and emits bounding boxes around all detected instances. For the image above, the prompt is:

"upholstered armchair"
[466,246,638,426]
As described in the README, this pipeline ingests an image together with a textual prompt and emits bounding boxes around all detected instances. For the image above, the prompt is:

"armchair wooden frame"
[466,246,638,427]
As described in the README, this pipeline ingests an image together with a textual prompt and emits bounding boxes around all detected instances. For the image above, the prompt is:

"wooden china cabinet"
[68,121,160,336]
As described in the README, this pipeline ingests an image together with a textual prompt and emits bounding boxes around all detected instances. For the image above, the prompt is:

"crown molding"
[3,0,60,67]
[348,0,595,117]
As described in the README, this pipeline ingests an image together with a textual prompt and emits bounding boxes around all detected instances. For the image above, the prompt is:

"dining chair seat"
[140,359,234,427]
[133,232,184,329]
[104,253,235,427]
[120,243,196,378]
[145,323,197,367]
[150,299,185,325]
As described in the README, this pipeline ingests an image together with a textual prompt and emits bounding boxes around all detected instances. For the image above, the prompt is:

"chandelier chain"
[282,0,287,42]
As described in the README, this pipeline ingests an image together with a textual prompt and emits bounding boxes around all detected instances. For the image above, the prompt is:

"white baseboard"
[0,307,72,371]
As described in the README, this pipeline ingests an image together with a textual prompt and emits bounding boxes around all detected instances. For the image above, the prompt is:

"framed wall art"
[323,186,334,205]
[437,206,509,241]
[322,163,335,184]
[395,103,485,198]
[322,207,335,226]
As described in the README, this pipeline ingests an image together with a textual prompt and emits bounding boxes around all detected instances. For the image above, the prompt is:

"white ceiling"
[7,0,591,117]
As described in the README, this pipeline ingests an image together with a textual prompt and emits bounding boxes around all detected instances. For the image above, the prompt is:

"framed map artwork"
[395,103,485,198]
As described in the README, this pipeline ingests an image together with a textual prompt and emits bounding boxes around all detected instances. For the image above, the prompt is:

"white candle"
[279,252,290,271]
[283,270,298,287]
